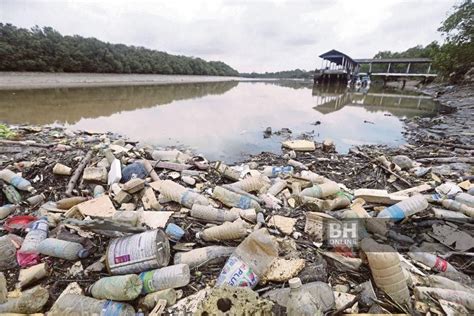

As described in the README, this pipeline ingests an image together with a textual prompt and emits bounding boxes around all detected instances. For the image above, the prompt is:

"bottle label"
[216,255,259,288]
[101,300,124,316]
[238,196,251,209]
[433,257,448,272]
[139,270,156,293]
[386,205,405,221]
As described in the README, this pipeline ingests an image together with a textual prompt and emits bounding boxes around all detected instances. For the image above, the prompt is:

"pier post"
[406,63,411,74]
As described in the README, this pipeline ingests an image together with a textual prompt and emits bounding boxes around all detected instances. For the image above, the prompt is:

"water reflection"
[0,81,238,125]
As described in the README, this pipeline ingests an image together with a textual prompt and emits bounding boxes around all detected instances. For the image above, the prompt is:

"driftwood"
[0,139,53,148]
[422,139,474,150]
[417,157,474,164]
[65,150,93,196]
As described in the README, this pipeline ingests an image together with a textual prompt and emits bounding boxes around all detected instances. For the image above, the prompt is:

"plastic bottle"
[88,274,143,301]
[0,272,6,304]
[151,149,190,164]
[37,238,89,260]
[26,193,45,205]
[441,199,474,217]
[300,182,340,198]
[17,217,49,267]
[214,161,241,181]
[0,285,49,314]
[174,246,235,269]
[139,264,190,294]
[229,175,270,193]
[0,204,18,220]
[414,287,474,310]
[287,159,308,170]
[262,166,294,178]
[155,180,209,208]
[300,170,326,184]
[0,169,35,192]
[0,235,18,270]
[198,220,249,241]
[140,159,159,181]
[108,158,122,185]
[2,185,22,204]
[408,247,458,273]
[376,195,428,221]
[94,185,105,198]
[52,163,72,175]
[455,192,474,208]
[217,228,278,288]
[360,238,410,304]
[426,275,473,292]
[56,196,88,209]
[138,288,177,311]
[267,179,287,196]
[191,204,239,223]
[212,186,261,210]
[321,192,352,211]
[49,294,136,316]
[112,210,140,226]
[286,278,322,316]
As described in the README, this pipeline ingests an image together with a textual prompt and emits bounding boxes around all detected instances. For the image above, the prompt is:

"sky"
[1,0,456,73]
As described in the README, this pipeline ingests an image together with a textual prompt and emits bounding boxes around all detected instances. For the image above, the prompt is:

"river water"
[0,80,438,162]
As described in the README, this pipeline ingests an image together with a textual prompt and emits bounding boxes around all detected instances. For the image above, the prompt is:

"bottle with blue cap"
[165,223,185,242]
[377,195,428,221]
[37,238,89,260]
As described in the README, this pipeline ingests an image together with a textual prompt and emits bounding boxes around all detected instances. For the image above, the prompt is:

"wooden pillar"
[369,63,372,73]
[427,63,432,74]
[406,63,411,74]
[387,63,391,73]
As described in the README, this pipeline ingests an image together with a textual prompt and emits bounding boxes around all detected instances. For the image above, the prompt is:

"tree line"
[240,69,314,79]
[0,23,239,76]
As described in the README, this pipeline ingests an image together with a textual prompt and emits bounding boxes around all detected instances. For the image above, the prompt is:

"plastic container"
[441,199,474,217]
[174,246,235,268]
[26,194,45,206]
[408,247,458,273]
[106,230,170,275]
[212,186,261,210]
[229,175,270,193]
[17,217,49,267]
[300,182,340,198]
[93,185,105,198]
[377,195,428,221]
[286,277,322,316]
[198,220,249,241]
[262,166,294,178]
[151,149,190,164]
[321,192,352,211]
[56,196,88,210]
[0,169,35,192]
[217,228,278,288]
[191,204,239,223]
[0,285,48,314]
[108,158,122,185]
[138,288,177,311]
[139,263,190,293]
[0,235,18,270]
[414,287,474,310]
[0,204,18,220]
[300,170,326,184]
[52,163,72,175]
[88,274,143,301]
[214,161,241,181]
[455,192,474,208]
[2,185,22,204]
[360,238,410,304]
[49,294,135,316]
[37,238,89,260]
[165,223,185,242]
[155,180,209,208]
[267,179,287,196]
[112,211,140,227]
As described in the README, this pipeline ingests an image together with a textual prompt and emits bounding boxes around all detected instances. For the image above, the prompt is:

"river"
[0,80,439,162]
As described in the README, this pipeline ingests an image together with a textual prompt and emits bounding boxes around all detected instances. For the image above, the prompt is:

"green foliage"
[0,23,239,76]
[240,69,313,79]
[0,124,15,139]
[438,0,473,45]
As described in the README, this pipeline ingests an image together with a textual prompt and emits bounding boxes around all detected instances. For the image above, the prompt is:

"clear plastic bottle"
[267,179,287,196]
[214,161,241,181]
[408,247,458,273]
[49,294,136,316]
[155,180,209,208]
[151,149,190,164]
[229,175,270,193]
[455,192,474,208]
[414,287,474,310]
[17,217,49,267]
[0,285,48,314]
[191,204,239,223]
[174,246,235,268]
[198,220,249,241]
[300,182,340,198]
[37,238,89,260]
[300,170,327,184]
[88,274,143,301]
[286,278,322,316]
[2,185,22,204]
[360,238,410,304]
[0,169,35,192]
[262,166,294,178]
[0,235,18,270]
[212,186,261,210]
[441,199,474,217]
[217,228,278,288]
[139,263,190,294]
[0,204,18,220]
[377,195,428,221]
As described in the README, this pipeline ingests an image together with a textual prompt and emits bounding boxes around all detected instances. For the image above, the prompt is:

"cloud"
[0,0,456,72]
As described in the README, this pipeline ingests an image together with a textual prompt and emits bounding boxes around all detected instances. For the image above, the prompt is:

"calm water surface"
[0,81,439,162]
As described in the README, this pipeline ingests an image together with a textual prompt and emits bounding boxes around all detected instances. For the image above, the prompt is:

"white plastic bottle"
[300,182,340,198]
[37,238,89,260]
[286,278,322,316]
[212,186,261,210]
[377,195,428,221]
[197,220,249,241]
[0,204,18,220]
[262,166,294,178]
[139,264,190,294]
[455,192,474,208]
[229,175,270,193]
[0,169,35,192]
[17,217,49,266]
[191,204,239,223]
[88,274,143,301]
[408,247,458,273]
[156,180,209,208]
[49,294,136,316]
[441,199,474,217]
[174,246,235,268]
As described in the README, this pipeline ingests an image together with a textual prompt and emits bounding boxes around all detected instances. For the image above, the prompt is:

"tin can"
[106,230,170,275]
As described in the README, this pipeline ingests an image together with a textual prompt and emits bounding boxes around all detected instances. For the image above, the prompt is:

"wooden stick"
[417,157,474,164]
[66,150,93,196]
[0,139,53,148]
[422,139,474,150]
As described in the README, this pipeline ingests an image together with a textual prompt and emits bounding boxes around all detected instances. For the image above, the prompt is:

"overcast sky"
[1,0,456,72]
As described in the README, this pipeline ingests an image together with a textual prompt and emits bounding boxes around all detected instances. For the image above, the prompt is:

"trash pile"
[0,125,473,315]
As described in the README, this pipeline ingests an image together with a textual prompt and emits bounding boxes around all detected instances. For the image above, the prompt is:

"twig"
[66,150,93,196]
[0,139,53,148]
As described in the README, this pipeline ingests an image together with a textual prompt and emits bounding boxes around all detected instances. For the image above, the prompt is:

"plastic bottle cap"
[288,277,302,289]
[78,249,90,259]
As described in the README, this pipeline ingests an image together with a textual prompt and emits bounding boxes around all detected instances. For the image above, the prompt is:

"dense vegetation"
[240,69,314,79]
[0,23,239,76]
[369,0,473,82]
